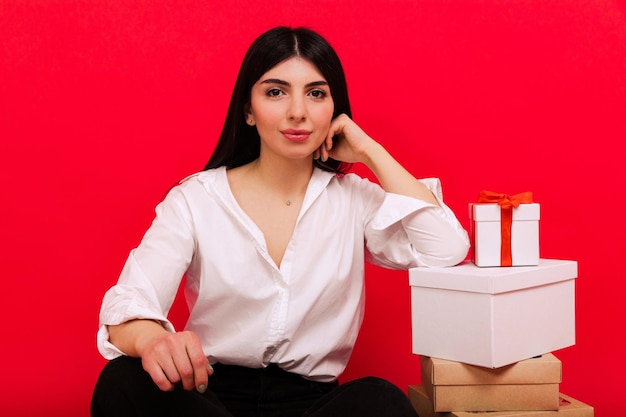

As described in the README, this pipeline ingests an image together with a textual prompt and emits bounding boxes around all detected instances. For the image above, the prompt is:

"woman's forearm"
[362,142,440,206]
[108,319,168,358]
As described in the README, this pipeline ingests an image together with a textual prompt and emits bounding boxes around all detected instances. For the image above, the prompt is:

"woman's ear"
[244,104,255,126]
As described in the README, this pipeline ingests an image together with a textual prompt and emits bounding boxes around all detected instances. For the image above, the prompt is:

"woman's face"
[247,57,334,162]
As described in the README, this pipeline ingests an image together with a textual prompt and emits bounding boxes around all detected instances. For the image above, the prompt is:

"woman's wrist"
[360,140,386,169]
[109,319,167,358]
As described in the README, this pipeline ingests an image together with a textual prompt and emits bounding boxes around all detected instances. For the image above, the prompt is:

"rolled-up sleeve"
[365,178,470,269]
[97,188,196,359]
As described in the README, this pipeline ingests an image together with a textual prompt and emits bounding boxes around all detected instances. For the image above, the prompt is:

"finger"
[143,356,176,392]
[323,128,338,162]
[321,143,329,162]
[326,119,341,150]
[185,342,211,393]
[169,342,198,391]
[325,129,335,151]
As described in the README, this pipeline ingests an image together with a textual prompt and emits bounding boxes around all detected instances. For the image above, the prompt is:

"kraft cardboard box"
[421,354,561,412]
[409,259,577,368]
[470,202,540,267]
[408,385,594,417]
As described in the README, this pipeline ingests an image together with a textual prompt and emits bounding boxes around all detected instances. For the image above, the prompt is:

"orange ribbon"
[477,190,533,266]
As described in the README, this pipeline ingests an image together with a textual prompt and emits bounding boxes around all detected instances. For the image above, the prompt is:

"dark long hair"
[204,26,352,173]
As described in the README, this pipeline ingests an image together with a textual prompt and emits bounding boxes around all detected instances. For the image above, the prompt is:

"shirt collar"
[196,166,336,214]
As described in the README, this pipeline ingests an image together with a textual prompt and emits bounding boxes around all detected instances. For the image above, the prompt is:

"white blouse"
[97,166,469,382]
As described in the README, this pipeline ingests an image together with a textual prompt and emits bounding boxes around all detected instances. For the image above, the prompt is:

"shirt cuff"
[97,325,127,359]
[97,287,177,359]
[369,178,443,230]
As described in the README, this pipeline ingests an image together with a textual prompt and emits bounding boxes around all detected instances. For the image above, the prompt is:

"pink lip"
[282,129,311,142]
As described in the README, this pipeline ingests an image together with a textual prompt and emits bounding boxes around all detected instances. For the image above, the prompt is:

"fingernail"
[207,364,214,375]
[197,384,206,393]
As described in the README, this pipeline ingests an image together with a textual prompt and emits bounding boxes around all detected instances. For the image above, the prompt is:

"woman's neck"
[247,156,313,196]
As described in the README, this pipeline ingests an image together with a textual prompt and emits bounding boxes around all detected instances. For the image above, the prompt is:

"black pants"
[91,356,418,417]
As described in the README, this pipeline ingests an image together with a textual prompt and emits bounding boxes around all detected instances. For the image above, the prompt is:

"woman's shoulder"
[158,168,227,205]
[177,167,226,188]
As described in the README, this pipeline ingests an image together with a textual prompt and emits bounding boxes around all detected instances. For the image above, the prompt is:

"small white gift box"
[470,201,540,267]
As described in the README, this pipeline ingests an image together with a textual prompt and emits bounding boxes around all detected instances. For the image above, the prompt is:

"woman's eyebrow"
[306,80,329,88]
[260,78,329,88]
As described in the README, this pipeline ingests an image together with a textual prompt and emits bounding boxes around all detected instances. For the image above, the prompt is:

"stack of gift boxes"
[407,192,594,416]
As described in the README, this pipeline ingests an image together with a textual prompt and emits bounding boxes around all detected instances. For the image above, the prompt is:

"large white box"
[409,259,577,368]
[470,203,540,267]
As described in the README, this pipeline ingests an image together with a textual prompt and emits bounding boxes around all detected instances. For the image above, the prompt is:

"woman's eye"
[266,88,283,97]
[309,89,327,99]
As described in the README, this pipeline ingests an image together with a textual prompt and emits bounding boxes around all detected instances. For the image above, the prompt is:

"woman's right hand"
[109,320,213,393]
[139,329,213,392]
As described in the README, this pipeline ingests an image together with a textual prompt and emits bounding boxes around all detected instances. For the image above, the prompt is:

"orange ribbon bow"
[477,190,533,266]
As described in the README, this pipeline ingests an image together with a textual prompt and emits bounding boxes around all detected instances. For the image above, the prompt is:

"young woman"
[91,26,469,417]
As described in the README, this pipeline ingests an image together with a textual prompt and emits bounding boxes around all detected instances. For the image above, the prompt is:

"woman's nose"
[287,96,306,121]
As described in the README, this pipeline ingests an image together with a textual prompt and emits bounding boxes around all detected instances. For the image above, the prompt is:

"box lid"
[471,203,540,222]
[421,354,562,385]
[409,259,578,294]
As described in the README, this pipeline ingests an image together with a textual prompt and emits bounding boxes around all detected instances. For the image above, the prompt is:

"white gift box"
[409,259,577,368]
[470,202,540,267]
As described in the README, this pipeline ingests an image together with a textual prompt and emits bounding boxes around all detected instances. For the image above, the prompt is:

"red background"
[1,1,625,416]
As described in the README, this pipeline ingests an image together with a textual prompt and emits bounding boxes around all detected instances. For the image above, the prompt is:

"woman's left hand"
[313,113,441,207]
[314,114,378,164]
